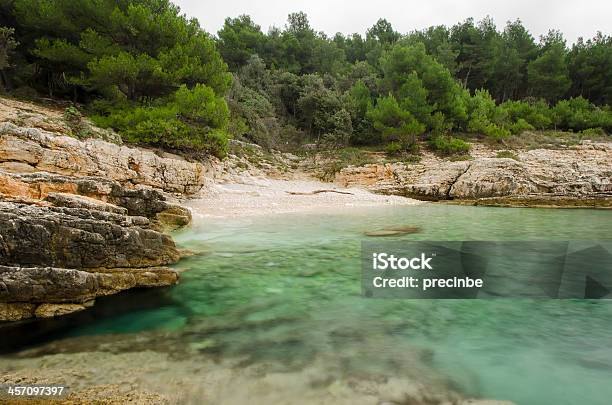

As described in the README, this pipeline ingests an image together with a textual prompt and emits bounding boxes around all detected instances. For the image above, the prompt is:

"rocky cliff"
[335,142,612,207]
[0,98,204,321]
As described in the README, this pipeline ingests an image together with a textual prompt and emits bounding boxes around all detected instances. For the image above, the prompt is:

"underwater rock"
[364,226,422,237]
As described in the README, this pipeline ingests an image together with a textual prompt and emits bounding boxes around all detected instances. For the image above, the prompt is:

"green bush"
[385,141,403,156]
[368,95,426,148]
[580,127,606,137]
[92,84,230,158]
[507,118,535,135]
[496,150,519,160]
[499,100,552,129]
[552,97,612,132]
[63,105,91,138]
[483,123,511,140]
[429,135,470,155]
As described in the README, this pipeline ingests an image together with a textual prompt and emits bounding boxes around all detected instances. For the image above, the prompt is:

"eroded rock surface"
[335,142,612,205]
[0,170,192,231]
[0,202,179,269]
[0,200,181,321]
[0,98,202,321]
[0,122,206,194]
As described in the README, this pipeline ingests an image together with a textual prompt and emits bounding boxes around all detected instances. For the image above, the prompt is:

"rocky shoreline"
[0,98,206,322]
[1,96,611,322]
[334,142,612,207]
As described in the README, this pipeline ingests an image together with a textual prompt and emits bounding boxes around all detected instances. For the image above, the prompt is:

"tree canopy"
[1,3,610,157]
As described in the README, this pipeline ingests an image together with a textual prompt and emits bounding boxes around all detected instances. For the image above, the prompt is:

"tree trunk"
[0,70,9,91]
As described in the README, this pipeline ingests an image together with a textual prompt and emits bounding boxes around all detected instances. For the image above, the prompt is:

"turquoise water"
[70,204,612,404]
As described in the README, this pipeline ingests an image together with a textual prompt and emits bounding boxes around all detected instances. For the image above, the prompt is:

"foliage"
[527,42,571,102]
[429,135,470,155]
[92,84,230,157]
[551,97,612,132]
[496,150,519,160]
[498,99,551,129]
[1,4,611,158]
[568,33,612,105]
[580,127,606,136]
[367,94,425,149]
[384,141,403,156]
[507,118,534,135]
[63,105,89,138]
[4,0,231,154]
[217,15,266,70]
[0,26,17,70]
[380,43,467,127]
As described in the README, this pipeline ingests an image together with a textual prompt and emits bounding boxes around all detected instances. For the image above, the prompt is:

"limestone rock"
[0,266,99,303]
[45,192,128,215]
[0,202,179,269]
[335,142,612,204]
[0,99,194,323]
[0,200,182,321]
[0,265,178,322]
[449,158,536,198]
[94,267,179,293]
[0,122,206,194]
[401,161,470,199]
[34,302,91,318]
[0,171,191,230]
[0,302,37,321]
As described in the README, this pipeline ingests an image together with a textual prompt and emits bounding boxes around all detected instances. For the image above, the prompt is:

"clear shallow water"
[70,205,612,404]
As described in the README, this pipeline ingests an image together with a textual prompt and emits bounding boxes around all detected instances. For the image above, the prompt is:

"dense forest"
[0,0,611,157]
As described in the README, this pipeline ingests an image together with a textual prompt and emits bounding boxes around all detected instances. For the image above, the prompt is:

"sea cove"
[2,204,610,404]
[1,1,612,402]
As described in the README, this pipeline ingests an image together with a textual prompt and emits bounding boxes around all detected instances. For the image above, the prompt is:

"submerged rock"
[365,225,422,237]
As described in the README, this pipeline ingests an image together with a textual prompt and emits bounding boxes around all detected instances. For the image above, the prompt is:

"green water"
[72,204,612,404]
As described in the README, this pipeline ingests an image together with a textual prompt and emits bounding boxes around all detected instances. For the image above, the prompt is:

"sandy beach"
[186,178,423,218]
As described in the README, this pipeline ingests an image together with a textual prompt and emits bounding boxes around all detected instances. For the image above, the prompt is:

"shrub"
[63,105,90,138]
[496,150,519,160]
[499,100,552,130]
[63,105,82,126]
[507,118,535,135]
[551,97,612,132]
[368,95,426,148]
[580,127,606,137]
[483,123,511,140]
[466,89,498,134]
[385,141,403,156]
[429,135,470,155]
[92,84,231,158]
